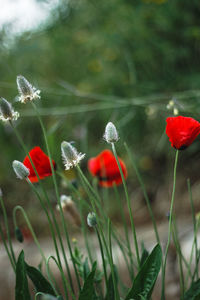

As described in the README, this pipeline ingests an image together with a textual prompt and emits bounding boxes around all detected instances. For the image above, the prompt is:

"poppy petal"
[88,149,127,187]
[23,146,56,183]
[166,116,200,150]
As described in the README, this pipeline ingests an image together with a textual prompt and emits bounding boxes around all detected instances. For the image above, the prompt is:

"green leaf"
[105,273,114,300]
[125,244,162,300]
[79,261,97,300]
[140,248,149,268]
[15,250,31,300]
[25,262,56,296]
[184,279,200,300]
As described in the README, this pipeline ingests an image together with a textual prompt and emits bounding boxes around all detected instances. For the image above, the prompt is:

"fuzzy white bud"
[17,75,40,104]
[87,212,97,227]
[12,160,30,180]
[103,122,119,143]
[61,141,85,170]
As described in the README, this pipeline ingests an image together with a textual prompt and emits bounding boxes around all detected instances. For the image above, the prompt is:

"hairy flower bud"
[61,141,85,170]
[103,122,119,143]
[12,160,30,180]
[17,75,40,104]
[0,98,19,122]
[15,227,24,243]
[87,212,97,227]
[56,195,81,226]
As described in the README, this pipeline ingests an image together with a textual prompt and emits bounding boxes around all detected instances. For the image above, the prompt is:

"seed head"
[0,98,19,122]
[12,160,30,180]
[103,122,119,143]
[87,212,97,227]
[61,141,85,170]
[17,75,40,104]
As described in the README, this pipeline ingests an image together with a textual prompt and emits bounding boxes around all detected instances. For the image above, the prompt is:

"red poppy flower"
[166,116,200,150]
[23,146,56,183]
[88,149,127,187]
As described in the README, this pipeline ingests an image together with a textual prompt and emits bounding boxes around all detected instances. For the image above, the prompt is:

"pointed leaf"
[79,261,97,300]
[125,244,162,300]
[184,279,200,300]
[15,250,31,300]
[26,262,56,296]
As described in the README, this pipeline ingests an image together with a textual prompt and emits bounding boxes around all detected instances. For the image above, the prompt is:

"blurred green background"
[1,0,200,233]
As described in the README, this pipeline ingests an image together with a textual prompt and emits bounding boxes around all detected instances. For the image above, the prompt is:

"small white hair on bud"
[0,98,19,122]
[12,160,30,180]
[16,75,40,104]
[61,141,85,170]
[103,121,119,144]
[87,212,97,227]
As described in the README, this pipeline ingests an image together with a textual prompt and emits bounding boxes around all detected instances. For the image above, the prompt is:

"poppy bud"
[61,141,85,170]
[15,227,24,243]
[12,160,30,180]
[103,122,119,144]
[17,75,40,104]
[87,212,97,227]
[0,98,19,122]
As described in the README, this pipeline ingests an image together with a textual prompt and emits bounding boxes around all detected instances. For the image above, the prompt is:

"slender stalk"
[161,150,179,300]
[172,217,185,296]
[10,117,75,293]
[13,205,46,262]
[46,256,76,300]
[111,142,140,267]
[113,184,134,278]
[0,194,16,264]
[108,219,120,300]
[124,142,161,245]
[95,227,109,294]
[187,179,198,279]
[0,221,16,271]
[32,102,81,290]
[27,179,69,299]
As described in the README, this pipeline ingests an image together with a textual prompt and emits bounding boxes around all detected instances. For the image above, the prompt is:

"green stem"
[114,184,134,278]
[32,102,81,291]
[0,194,16,265]
[124,142,161,245]
[111,142,140,267]
[161,150,179,300]
[187,179,198,279]
[0,221,16,271]
[95,227,108,294]
[10,117,75,293]
[13,205,46,262]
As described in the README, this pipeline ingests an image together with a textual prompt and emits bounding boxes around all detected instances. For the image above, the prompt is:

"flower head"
[23,146,56,183]
[166,116,200,150]
[0,98,19,122]
[61,141,85,170]
[103,122,119,143]
[12,160,30,180]
[88,149,127,187]
[17,75,40,104]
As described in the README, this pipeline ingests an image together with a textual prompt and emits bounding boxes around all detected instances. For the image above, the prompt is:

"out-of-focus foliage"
[0,0,200,209]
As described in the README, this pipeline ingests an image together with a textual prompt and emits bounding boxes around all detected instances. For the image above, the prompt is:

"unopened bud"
[103,122,119,143]
[15,227,24,243]
[17,75,40,104]
[87,212,97,227]
[61,141,85,170]
[0,98,19,122]
[57,195,81,226]
[12,160,30,180]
